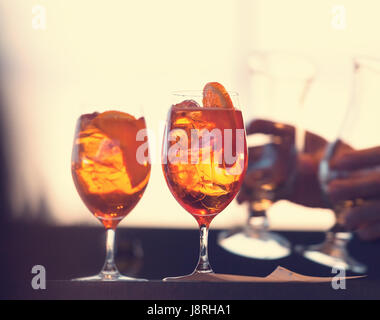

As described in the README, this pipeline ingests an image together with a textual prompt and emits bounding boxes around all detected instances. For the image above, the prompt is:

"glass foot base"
[295,236,367,274]
[163,270,214,282]
[217,227,291,260]
[71,271,148,282]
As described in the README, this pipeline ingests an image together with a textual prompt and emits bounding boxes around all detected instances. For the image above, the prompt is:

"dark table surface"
[2,224,380,300]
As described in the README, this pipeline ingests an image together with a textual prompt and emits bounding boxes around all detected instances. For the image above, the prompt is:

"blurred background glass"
[295,57,380,273]
[218,52,315,259]
[0,0,379,232]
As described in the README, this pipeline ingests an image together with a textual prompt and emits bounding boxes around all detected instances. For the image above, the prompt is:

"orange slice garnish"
[202,82,234,109]
[91,111,150,189]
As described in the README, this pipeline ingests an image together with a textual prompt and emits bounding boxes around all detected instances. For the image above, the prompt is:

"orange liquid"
[162,107,247,226]
[72,111,150,229]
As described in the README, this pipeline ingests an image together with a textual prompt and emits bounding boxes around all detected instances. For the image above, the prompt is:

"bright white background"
[0,0,379,230]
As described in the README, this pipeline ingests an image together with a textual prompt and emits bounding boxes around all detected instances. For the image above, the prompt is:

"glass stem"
[247,209,269,232]
[101,229,119,274]
[195,224,213,274]
[326,229,352,247]
[248,207,267,219]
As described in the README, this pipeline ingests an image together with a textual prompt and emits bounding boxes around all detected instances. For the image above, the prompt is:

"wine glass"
[296,57,380,274]
[162,83,247,280]
[71,107,151,281]
[218,52,316,259]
